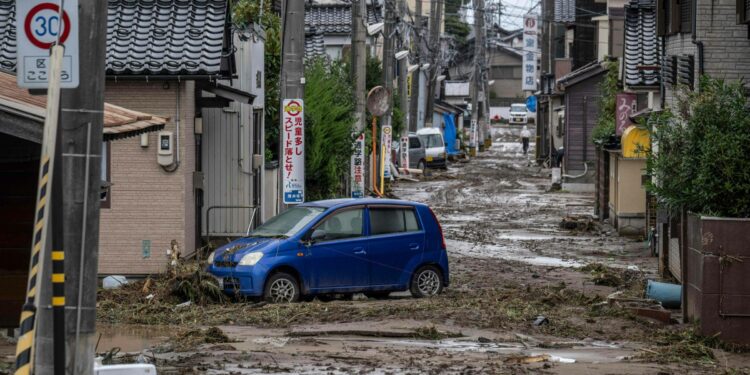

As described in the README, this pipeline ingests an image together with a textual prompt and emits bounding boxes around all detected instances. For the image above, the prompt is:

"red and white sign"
[351,133,365,198]
[616,93,637,136]
[282,99,305,204]
[16,0,79,88]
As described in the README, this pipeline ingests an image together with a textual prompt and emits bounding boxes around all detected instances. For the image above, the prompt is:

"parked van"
[509,103,528,125]
[416,128,447,169]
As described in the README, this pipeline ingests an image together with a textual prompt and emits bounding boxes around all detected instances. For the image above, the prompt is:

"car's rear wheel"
[264,272,300,303]
[410,265,443,298]
[417,160,426,173]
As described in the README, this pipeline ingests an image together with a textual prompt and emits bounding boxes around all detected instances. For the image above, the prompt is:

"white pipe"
[562,162,588,179]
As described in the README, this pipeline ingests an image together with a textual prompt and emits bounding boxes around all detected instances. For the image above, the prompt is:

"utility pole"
[57,0,107,373]
[351,0,366,133]
[383,0,396,122]
[398,0,409,137]
[408,0,423,132]
[471,0,486,149]
[424,0,444,127]
[279,0,305,210]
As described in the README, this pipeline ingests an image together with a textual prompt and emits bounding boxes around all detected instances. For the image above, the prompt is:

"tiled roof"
[304,1,383,59]
[0,72,167,142]
[624,0,659,87]
[305,2,383,35]
[0,0,231,76]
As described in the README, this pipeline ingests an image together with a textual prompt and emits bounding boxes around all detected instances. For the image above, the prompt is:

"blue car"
[206,198,450,303]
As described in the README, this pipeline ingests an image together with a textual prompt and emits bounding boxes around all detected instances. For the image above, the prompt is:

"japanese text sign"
[616,93,637,136]
[351,133,365,198]
[381,125,393,178]
[282,99,305,204]
[522,14,537,91]
[16,0,79,88]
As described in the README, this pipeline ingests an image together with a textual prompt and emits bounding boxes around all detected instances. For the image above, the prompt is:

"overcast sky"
[461,0,541,30]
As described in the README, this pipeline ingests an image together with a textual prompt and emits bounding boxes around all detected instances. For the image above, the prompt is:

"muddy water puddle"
[95,324,171,353]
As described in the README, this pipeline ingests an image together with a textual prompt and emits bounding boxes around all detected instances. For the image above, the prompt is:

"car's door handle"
[409,243,420,250]
[353,247,367,255]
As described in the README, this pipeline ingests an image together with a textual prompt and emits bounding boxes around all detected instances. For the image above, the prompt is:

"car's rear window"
[409,137,421,149]
[369,207,421,235]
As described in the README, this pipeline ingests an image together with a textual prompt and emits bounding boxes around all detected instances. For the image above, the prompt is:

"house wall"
[563,73,604,177]
[0,133,39,327]
[664,0,750,107]
[488,51,524,103]
[100,81,196,275]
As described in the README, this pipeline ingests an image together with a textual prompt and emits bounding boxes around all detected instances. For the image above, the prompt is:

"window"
[369,207,421,235]
[316,208,364,241]
[100,141,111,208]
[658,0,691,35]
[420,134,444,148]
[737,0,749,24]
[491,66,521,79]
[409,136,422,149]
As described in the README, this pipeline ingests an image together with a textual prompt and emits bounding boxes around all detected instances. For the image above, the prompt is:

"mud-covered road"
[5,125,748,374]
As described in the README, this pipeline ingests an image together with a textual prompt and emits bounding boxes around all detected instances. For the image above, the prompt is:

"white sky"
[461,0,541,30]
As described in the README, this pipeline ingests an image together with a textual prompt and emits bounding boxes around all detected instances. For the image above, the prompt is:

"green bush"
[592,60,619,145]
[647,77,750,217]
[304,58,356,200]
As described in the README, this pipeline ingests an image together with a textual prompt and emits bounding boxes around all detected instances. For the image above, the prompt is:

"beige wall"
[616,158,646,215]
[99,81,196,275]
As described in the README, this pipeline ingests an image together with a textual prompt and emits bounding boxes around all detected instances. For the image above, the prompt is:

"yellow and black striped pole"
[15,45,65,375]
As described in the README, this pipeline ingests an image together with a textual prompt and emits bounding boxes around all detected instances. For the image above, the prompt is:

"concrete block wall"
[100,81,196,276]
[664,0,750,108]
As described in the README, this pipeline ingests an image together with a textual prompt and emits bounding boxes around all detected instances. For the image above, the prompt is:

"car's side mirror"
[310,229,327,242]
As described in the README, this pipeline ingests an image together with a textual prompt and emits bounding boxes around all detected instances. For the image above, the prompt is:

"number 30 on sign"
[16,0,79,89]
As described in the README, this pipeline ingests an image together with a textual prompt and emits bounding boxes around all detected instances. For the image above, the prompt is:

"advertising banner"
[282,99,304,204]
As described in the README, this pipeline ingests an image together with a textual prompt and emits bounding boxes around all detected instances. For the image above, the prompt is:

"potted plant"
[647,77,750,344]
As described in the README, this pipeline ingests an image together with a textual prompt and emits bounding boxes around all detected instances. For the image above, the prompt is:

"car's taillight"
[428,207,446,250]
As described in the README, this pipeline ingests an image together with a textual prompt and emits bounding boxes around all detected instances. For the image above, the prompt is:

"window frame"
[307,206,366,243]
[367,205,423,237]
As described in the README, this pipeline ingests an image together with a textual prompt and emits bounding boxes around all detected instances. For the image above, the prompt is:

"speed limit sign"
[16,0,79,88]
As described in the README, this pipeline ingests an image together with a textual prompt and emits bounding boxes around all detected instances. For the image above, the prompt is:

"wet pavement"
[34,124,749,374]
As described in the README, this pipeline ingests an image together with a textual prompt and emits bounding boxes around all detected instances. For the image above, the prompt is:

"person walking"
[520,125,531,155]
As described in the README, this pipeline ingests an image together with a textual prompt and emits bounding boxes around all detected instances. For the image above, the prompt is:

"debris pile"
[559,215,599,232]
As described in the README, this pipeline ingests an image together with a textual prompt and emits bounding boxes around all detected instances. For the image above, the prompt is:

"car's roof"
[300,198,425,209]
[416,127,442,135]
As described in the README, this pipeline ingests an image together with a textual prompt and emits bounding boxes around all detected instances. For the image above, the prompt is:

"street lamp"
[395,50,409,60]
[436,75,446,82]
[488,80,495,85]
[408,64,420,73]
[420,63,431,71]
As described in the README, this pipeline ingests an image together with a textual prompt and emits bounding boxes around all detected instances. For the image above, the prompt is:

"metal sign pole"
[14,44,65,375]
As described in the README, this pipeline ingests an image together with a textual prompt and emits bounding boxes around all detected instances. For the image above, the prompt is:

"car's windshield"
[421,134,444,148]
[511,104,526,113]
[249,206,325,238]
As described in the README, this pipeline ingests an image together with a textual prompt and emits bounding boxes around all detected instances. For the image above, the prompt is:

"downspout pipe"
[691,0,705,77]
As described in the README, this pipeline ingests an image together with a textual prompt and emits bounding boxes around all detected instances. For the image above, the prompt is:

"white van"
[416,127,447,169]
[509,103,528,125]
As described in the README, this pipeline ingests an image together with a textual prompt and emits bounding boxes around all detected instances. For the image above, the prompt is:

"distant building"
[304,0,384,60]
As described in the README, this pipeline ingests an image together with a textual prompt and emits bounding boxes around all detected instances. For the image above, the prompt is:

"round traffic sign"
[24,3,71,49]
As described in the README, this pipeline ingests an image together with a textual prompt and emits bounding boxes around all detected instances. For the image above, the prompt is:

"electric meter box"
[157,131,174,166]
